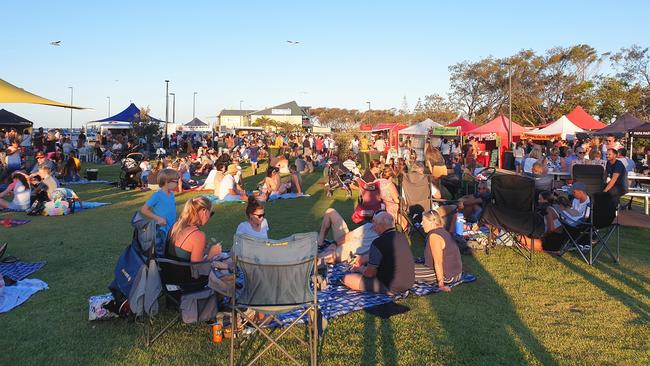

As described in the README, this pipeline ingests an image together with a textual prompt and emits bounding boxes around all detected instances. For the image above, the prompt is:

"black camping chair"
[142,243,211,347]
[559,191,620,265]
[399,172,434,240]
[481,174,543,262]
[571,164,605,196]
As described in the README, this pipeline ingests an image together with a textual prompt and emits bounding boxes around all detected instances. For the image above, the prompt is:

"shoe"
[0,243,7,259]
[578,244,591,253]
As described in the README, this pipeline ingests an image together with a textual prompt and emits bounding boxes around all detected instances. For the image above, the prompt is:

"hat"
[227,164,238,174]
[571,182,587,193]
[35,151,46,158]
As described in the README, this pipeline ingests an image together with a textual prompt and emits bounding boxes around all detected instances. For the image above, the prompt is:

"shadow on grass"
[429,255,559,365]
[359,312,399,365]
[556,256,650,321]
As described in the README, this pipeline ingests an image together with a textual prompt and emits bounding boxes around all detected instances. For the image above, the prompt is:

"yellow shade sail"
[0,78,86,109]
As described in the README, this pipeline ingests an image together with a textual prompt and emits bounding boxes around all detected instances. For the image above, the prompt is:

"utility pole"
[165,80,170,137]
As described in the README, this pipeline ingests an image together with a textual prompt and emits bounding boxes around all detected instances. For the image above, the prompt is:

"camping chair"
[399,172,434,240]
[230,232,319,366]
[481,174,543,262]
[559,191,620,265]
[571,164,605,196]
[463,167,496,195]
[147,255,211,346]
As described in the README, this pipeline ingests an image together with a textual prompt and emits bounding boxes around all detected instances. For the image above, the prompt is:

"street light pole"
[169,93,176,124]
[165,80,170,137]
[366,101,371,111]
[107,96,111,117]
[193,92,198,119]
[68,86,73,131]
[508,66,513,149]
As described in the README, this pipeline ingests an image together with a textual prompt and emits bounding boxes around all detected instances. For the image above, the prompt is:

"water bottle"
[455,213,465,236]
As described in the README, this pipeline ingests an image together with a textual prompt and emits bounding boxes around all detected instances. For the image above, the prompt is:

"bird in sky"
[286,40,300,45]
[50,40,62,46]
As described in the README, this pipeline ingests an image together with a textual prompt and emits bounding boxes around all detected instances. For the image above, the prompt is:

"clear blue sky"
[2,0,650,128]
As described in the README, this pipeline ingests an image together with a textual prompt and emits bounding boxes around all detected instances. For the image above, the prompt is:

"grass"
[1,162,649,365]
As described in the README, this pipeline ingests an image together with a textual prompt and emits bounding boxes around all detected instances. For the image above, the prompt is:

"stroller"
[119,153,144,190]
[351,174,383,224]
[325,161,354,198]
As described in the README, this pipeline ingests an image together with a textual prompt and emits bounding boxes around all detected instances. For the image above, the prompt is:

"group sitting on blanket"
[0,166,81,213]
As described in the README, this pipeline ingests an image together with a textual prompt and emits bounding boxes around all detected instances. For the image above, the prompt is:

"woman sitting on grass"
[421,209,463,292]
[235,196,269,239]
[0,172,31,211]
[259,166,289,201]
[288,164,303,194]
[169,196,222,262]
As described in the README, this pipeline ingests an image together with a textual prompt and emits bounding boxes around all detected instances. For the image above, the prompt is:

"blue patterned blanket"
[0,261,46,281]
[271,262,476,326]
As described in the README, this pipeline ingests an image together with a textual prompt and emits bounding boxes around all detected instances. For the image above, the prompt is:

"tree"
[594,77,641,123]
[411,94,457,123]
[399,96,409,115]
[130,106,161,147]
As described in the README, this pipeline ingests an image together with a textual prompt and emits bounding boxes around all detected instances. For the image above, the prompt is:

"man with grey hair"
[343,211,415,294]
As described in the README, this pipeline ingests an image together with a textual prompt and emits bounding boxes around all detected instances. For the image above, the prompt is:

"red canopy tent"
[468,115,526,168]
[566,106,606,130]
[448,117,478,135]
[359,122,408,153]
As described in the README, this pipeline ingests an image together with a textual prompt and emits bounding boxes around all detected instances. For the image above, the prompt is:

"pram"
[351,174,383,224]
[325,161,354,198]
[119,152,144,190]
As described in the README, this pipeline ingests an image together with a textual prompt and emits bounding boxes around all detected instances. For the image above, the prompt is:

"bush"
[333,132,354,159]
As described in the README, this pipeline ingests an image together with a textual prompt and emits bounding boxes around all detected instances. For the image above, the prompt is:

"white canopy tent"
[398,118,443,136]
[398,118,444,161]
[522,115,583,140]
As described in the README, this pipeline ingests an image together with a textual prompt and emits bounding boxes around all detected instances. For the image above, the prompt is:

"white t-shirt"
[218,174,236,200]
[562,196,591,226]
[513,147,525,159]
[374,139,386,152]
[236,219,269,239]
[440,142,452,155]
[523,157,537,174]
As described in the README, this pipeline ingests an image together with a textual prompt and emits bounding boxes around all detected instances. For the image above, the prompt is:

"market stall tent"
[630,122,650,137]
[521,115,583,140]
[594,112,648,136]
[0,109,34,131]
[469,115,526,168]
[448,117,478,135]
[182,118,212,132]
[359,122,408,153]
[87,103,166,133]
[398,118,446,161]
[566,105,606,130]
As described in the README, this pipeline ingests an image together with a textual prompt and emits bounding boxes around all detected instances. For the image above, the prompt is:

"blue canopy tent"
[89,103,165,124]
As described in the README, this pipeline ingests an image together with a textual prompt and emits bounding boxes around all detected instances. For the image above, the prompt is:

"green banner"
[431,126,459,136]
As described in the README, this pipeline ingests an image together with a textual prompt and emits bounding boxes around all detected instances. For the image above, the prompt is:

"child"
[139,158,151,187]
[140,168,180,235]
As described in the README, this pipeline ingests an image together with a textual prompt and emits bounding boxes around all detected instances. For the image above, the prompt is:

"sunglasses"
[252,213,265,218]
[577,151,585,154]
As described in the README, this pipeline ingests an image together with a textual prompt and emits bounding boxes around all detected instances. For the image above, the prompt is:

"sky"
[2,0,650,128]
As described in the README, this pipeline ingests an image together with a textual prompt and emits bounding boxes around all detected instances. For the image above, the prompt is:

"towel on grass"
[267,193,311,201]
[0,261,46,281]
[0,218,31,228]
[73,202,111,210]
[0,279,48,313]
[202,194,246,204]
[61,179,111,185]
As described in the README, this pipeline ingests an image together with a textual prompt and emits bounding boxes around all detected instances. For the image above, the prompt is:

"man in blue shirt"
[604,148,628,205]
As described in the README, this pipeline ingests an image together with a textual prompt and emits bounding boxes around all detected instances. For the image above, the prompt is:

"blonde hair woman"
[169,196,222,262]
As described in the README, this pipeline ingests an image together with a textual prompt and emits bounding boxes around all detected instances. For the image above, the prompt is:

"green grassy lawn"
[1,162,649,365]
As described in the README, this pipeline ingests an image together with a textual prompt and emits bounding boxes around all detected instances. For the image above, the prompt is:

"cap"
[227,164,238,174]
[571,182,587,193]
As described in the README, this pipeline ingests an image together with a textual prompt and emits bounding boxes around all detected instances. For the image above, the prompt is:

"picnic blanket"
[60,179,111,185]
[272,262,476,326]
[0,279,48,313]
[202,194,246,204]
[0,218,31,228]
[267,193,311,201]
[73,202,111,210]
[0,260,46,281]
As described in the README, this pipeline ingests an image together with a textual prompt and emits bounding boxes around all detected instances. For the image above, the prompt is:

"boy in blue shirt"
[140,168,181,235]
